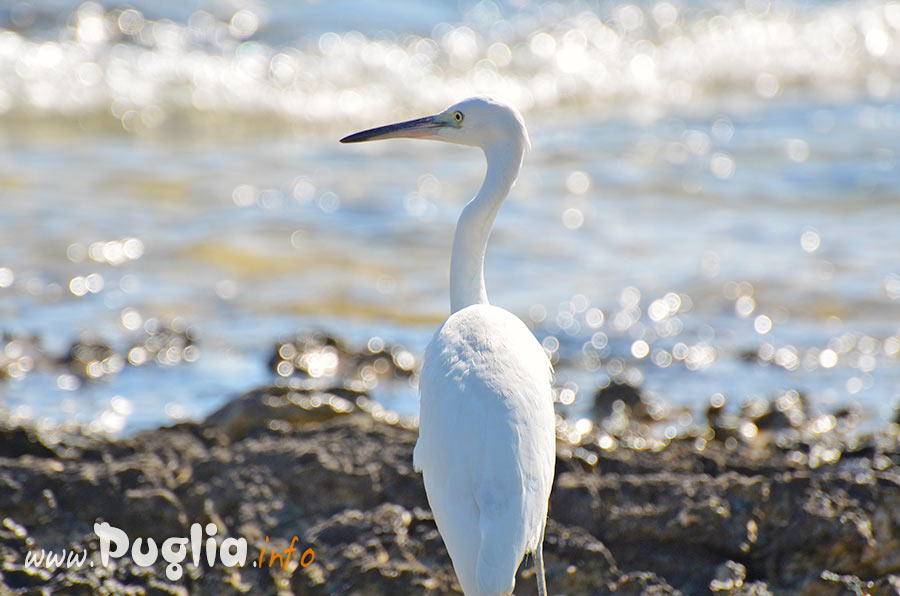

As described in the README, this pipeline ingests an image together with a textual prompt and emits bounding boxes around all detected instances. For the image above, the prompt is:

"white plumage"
[342,96,556,596]
[416,304,555,596]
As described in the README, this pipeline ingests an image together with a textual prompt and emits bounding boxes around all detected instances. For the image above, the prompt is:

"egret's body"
[342,97,555,596]
[417,304,554,596]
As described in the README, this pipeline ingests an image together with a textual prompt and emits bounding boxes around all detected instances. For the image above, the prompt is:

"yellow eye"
[453,111,464,123]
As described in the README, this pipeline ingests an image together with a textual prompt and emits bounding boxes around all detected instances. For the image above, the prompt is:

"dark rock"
[592,381,647,420]
[0,425,59,458]
[610,571,685,595]
[62,337,121,380]
[0,323,196,386]
[706,393,727,430]
[204,384,360,440]
[738,349,760,364]
[130,318,197,368]
[747,391,806,431]
[268,332,417,385]
[298,503,458,594]
[0,332,42,382]
[751,408,793,432]
[2,391,900,595]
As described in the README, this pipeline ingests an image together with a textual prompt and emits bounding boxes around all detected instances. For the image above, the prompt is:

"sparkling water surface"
[0,0,898,435]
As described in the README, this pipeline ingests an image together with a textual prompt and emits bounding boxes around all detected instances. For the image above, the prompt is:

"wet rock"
[268,332,343,378]
[204,384,360,440]
[610,571,685,595]
[831,405,865,436]
[50,319,197,383]
[298,503,458,595]
[744,391,806,432]
[62,337,123,380]
[127,318,198,368]
[738,349,760,364]
[751,408,793,432]
[112,488,190,538]
[2,391,900,595]
[706,393,726,425]
[0,425,59,458]
[816,570,900,596]
[269,332,417,385]
[703,392,814,447]
[551,437,900,594]
[0,332,41,382]
[538,519,620,595]
[705,393,735,442]
[0,421,113,461]
[592,381,647,420]
[707,560,770,594]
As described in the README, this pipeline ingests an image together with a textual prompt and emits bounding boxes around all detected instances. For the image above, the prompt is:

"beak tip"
[340,132,368,144]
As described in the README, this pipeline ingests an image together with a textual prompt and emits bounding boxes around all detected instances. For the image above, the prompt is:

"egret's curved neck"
[449,142,525,314]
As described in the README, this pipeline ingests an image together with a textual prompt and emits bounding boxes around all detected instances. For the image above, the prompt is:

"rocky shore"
[1,380,899,596]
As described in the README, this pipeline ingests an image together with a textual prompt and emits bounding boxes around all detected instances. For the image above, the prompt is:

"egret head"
[341,96,530,153]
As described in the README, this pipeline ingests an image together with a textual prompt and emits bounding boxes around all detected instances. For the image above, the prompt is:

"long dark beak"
[340,115,445,143]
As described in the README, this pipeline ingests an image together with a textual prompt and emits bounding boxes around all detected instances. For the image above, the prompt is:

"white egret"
[341,97,555,596]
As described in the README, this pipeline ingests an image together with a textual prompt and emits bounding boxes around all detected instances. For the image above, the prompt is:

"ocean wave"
[1,1,899,129]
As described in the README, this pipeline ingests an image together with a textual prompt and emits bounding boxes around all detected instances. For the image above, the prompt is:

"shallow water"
[1,0,899,435]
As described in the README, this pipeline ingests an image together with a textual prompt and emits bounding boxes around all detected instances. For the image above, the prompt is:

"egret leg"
[535,521,547,596]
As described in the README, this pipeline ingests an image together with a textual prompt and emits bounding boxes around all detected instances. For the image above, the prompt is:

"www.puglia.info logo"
[24,522,315,580]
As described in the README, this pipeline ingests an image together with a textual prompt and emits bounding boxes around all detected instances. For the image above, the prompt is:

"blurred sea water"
[0,0,899,435]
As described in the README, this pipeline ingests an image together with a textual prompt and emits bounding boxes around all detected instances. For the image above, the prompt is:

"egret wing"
[415,304,555,596]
